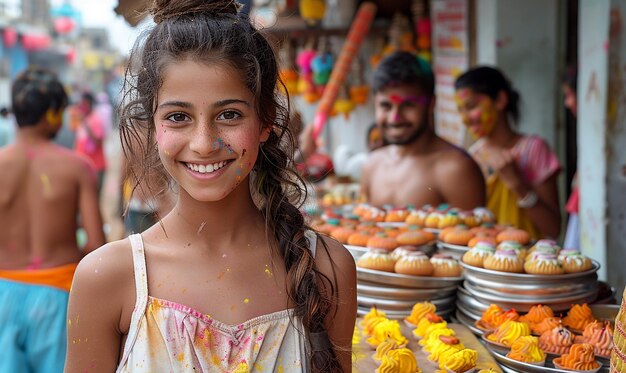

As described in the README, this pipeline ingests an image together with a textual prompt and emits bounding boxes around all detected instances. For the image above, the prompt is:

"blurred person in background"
[455,66,561,239]
[74,92,107,196]
[0,107,16,147]
[0,67,105,372]
[361,51,486,209]
[332,123,386,182]
[562,66,579,250]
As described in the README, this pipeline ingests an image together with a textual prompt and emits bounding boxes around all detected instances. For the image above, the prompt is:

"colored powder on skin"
[244,298,250,304]
[264,265,273,277]
[217,271,226,280]
[222,254,227,258]
[177,352,185,362]
[230,305,236,311]
[197,222,206,235]
[40,174,51,196]
[26,257,42,270]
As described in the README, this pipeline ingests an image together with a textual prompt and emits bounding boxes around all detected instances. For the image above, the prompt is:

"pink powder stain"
[26,257,43,270]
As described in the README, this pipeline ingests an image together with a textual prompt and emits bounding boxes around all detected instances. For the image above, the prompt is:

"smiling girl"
[64,1,356,372]
[454,66,561,239]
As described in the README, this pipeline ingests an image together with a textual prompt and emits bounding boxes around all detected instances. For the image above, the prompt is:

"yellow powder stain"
[244,298,250,304]
[68,319,71,327]
[40,174,51,196]
[277,365,283,373]
[232,362,249,373]
[254,363,263,371]
[212,355,221,365]
[182,288,187,294]
[177,352,185,362]
[264,265,273,277]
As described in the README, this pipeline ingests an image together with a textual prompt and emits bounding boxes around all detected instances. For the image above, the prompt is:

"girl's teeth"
[187,161,228,174]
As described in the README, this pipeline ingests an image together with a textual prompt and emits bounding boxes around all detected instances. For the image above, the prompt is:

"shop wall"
[474,0,560,147]
[577,0,626,288]
[605,0,626,294]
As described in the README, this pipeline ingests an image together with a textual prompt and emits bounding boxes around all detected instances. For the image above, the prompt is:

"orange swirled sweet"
[553,343,599,371]
[367,319,409,348]
[405,302,437,326]
[443,348,478,372]
[506,335,546,364]
[531,316,562,335]
[539,326,575,354]
[580,321,614,357]
[373,339,399,362]
[376,348,421,373]
[563,304,597,331]
[487,320,531,347]
[519,305,555,325]
[476,304,519,331]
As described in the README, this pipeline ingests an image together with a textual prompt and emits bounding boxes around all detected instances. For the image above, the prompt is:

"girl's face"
[154,59,269,202]
[455,88,499,139]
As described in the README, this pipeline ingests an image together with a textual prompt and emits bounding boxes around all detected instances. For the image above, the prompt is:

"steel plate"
[463,280,599,302]
[357,306,455,319]
[463,281,599,312]
[464,273,598,296]
[488,348,608,373]
[437,241,470,253]
[357,294,456,311]
[356,267,463,289]
[455,309,483,335]
[357,283,457,300]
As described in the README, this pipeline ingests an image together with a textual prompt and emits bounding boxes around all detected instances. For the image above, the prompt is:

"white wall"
[474,0,560,146]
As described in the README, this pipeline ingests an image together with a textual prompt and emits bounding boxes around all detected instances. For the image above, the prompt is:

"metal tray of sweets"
[357,282,458,300]
[461,281,599,313]
[487,346,608,373]
[357,266,463,289]
[460,259,600,284]
[357,294,457,311]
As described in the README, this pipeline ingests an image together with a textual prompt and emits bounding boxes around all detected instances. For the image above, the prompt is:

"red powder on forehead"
[388,94,429,105]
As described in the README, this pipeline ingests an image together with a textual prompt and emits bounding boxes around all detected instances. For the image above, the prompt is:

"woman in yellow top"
[454,66,561,239]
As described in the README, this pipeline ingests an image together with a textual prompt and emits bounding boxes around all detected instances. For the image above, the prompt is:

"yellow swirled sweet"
[487,320,531,347]
[376,348,421,373]
[553,343,599,370]
[367,319,408,348]
[405,302,436,326]
[506,335,546,364]
[413,312,444,338]
[362,307,388,336]
[373,339,399,362]
[420,327,455,350]
[563,304,597,331]
[443,348,478,372]
[426,338,464,364]
[418,322,449,347]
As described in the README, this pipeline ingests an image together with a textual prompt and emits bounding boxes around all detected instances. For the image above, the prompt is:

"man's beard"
[382,120,428,146]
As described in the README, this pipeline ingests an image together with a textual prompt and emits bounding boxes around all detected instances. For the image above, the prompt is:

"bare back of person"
[0,140,98,269]
[363,135,486,210]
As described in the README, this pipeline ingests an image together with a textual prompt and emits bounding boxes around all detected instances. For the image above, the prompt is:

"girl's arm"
[509,173,561,237]
[316,235,357,372]
[65,240,135,373]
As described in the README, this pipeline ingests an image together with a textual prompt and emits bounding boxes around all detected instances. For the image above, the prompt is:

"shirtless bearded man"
[361,52,486,209]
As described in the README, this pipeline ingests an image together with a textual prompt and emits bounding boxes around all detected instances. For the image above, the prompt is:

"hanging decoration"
[296,37,320,103]
[349,57,369,105]
[299,0,327,26]
[311,37,333,87]
[412,0,432,62]
[278,41,299,96]
[312,2,378,140]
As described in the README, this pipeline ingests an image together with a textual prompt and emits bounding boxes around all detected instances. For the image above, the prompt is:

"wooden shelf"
[261,15,389,39]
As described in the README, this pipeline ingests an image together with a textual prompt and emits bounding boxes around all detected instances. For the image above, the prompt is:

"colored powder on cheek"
[264,265,273,277]
[244,298,250,304]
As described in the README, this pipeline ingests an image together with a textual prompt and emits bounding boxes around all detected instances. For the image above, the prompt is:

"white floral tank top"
[116,232,316,372]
